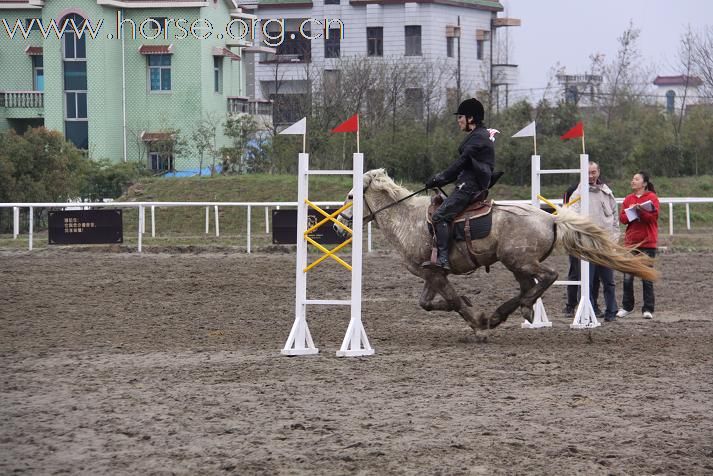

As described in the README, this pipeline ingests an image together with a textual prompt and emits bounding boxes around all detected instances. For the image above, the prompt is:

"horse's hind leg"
[514,262,558,322]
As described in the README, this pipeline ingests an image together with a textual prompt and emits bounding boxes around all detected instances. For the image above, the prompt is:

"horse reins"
[362,186,428,222]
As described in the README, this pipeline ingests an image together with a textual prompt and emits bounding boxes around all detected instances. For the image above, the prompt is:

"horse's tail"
[553,206,659,281]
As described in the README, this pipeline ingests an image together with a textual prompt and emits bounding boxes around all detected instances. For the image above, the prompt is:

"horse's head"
[333,169,383,237]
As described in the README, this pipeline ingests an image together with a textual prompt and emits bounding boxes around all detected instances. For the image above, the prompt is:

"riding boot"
[422,222,451,273]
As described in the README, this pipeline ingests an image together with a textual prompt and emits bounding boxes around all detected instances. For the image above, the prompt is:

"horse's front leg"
[425,273,487,333]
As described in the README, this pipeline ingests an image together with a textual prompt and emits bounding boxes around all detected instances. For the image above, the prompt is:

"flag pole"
[533,131,537,156]
[302,131,306,154]
[581,132,586,155]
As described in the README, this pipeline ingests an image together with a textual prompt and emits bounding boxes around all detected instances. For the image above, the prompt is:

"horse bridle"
[339,182,428,225]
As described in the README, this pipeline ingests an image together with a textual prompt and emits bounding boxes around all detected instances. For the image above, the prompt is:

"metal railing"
[227,97,273,116]
[2,197,712,253]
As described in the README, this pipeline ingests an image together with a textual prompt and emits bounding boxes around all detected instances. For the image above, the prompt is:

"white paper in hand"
[640,200,655,212]
[625,207,639,222]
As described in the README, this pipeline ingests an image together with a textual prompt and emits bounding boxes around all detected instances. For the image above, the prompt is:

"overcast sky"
[499,0,713,98]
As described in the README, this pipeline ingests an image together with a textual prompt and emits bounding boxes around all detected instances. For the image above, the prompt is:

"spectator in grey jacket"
[568,162,620,321]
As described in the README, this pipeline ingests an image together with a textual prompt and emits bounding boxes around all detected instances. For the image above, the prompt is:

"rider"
[423,98,495,273]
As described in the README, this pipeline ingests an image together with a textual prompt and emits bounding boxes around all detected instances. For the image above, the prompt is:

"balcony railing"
[0,91,44,108]
[227,97,273,116]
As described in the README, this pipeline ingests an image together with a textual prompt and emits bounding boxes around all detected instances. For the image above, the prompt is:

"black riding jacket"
[435,126,495,192]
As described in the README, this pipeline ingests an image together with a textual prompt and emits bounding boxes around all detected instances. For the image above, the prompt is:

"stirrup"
[421,261,450,274]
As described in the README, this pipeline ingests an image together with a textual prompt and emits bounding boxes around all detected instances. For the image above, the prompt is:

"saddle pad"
[454,213,492,241]
[426,212,492,242]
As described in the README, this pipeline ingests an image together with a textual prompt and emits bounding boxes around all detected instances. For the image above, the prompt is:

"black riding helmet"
[454,98,484,124]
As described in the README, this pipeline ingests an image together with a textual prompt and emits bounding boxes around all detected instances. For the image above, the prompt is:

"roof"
[141,132,175,142]
[25,46,43,55]
[653,75,703,87]
[138,44,174,54]
[254,0,502,9]
[212,46,241,61]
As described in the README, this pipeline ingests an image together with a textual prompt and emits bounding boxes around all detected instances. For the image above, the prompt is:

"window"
[405,88,424,120]
[325,0,340,4]
[666,90,676,113]
[275,30,311,62]
[148,151,174,172]
[446,36,454,58]
[324,28,341,58]
[367,27,383,57]
[62,13,88,150]
[270,93,307,125]
[25,18,41,32]
[32,55,44,91]
[323,69,341,94]
[476,39,484,60]
[146,17,167,32]
[149,54,171,91]
[63,17,86,59]
[405,25,421,56]
[213,56,223,93]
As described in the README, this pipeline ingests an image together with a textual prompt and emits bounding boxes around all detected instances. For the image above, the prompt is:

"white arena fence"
[1,197,712,252]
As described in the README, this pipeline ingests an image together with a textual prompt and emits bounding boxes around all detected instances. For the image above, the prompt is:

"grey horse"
[337,169,658,333]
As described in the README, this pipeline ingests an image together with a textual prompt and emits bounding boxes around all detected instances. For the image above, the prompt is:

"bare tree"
[689,26,713,101]
[600,22,652,128]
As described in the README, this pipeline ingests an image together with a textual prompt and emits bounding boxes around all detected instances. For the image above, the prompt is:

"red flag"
[560,121,584,140]
[331,114,359,133]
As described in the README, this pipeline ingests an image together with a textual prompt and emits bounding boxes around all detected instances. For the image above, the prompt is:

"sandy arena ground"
[1,247,712,475]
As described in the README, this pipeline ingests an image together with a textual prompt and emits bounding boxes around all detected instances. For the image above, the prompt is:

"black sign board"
[48,209,123,245]
[272,209,348,245]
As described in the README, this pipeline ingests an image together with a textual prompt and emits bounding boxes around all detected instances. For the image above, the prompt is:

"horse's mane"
[365,169,414,202]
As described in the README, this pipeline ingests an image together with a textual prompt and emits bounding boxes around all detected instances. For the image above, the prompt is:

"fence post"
[214,205,220,237]
[686,203,690,230]
[669,202,673,236]
[205,206,209,234]
[151,206,156,237]
[13,207,19,239]
[29,206,33,251]
[138,205,143,253]
[247,205,252,253]
[265,206,269,234]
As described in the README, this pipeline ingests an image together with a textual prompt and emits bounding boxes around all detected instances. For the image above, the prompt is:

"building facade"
[1,0,270,172]
[653,75,703,114]
[241,0,517,125]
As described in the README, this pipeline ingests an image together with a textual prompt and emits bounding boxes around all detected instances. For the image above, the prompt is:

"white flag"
[279,117,306,135]
[512,121,536,138]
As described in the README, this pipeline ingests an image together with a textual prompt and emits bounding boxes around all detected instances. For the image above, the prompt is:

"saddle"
[426,193,494,270]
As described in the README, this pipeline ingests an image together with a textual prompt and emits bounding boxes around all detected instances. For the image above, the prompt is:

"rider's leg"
[423,187,474,272]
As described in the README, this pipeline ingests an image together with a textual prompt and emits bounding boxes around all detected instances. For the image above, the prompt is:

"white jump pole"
[337,152,373,357]
[522,155,552,329]
[570,153,600,329]
[214,205,219,237]
[686,203,690,230]
[282,153,318,355]
[265,206,269,234]
[151,206,155,237]
[205,206,210,234]
[669,202,673,236]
